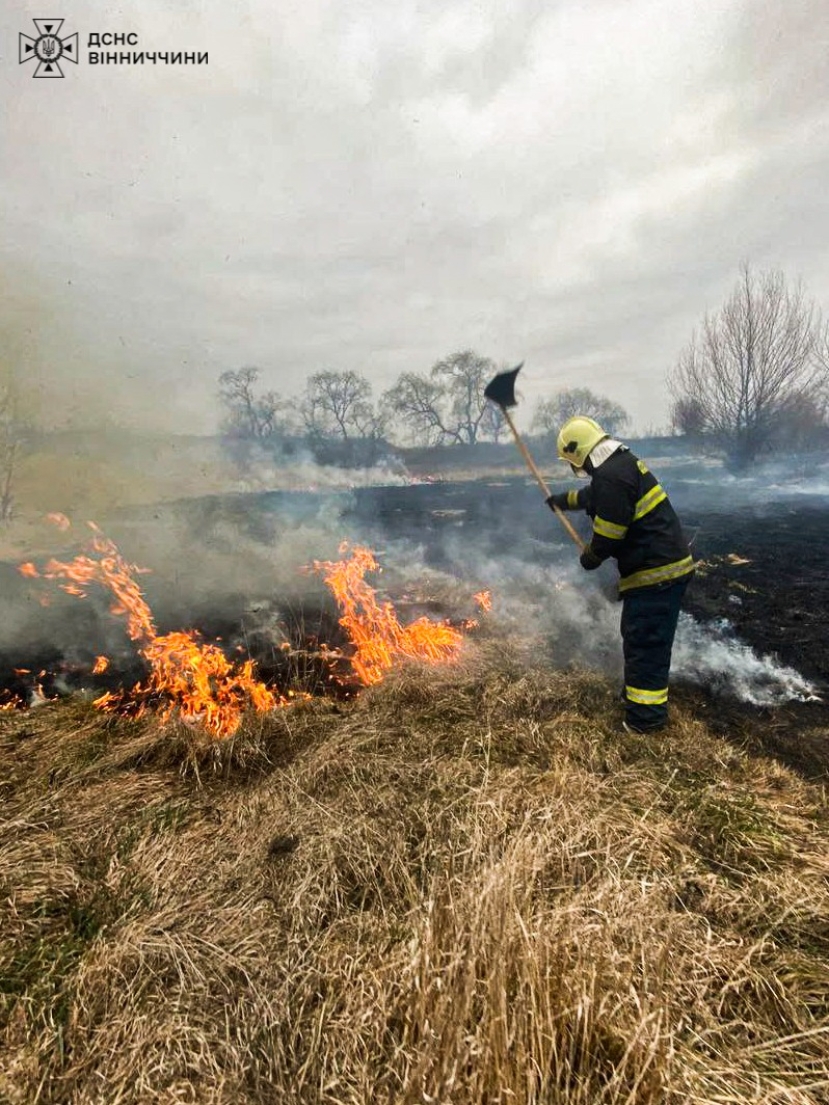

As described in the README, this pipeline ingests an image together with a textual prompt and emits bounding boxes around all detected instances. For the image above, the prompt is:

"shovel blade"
[484,362,523,409]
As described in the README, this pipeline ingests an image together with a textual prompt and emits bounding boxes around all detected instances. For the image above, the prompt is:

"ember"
[45,511,71,531]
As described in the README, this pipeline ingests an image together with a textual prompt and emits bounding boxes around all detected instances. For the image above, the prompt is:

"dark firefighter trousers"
[621,576,691,731]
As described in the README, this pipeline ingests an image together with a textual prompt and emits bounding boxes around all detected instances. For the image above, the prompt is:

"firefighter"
[547,416,694,733]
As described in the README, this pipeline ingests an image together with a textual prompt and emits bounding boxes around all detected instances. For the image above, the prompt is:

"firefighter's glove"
[546,493,569,513]
[579,545,603,571]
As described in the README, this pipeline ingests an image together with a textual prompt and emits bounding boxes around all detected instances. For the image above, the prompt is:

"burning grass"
[8,527,468,737]
[311,544,463,685]
[2,655,829,1104]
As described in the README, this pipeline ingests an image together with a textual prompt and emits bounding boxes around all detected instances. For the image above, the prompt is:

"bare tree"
[382,349,500,445]
[669,266,828,468]
[432,350,496,445]
[218,367,288,439]
[301,370,382,441]
[670,395,707,438]
[0,376,28,522]
[532,388,629,438]
[380,372,454,446]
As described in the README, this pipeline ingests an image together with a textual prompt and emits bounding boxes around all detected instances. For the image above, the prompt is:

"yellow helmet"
[556,416,608,468]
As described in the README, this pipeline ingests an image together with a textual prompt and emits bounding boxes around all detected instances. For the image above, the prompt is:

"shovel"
[484,364,585,551]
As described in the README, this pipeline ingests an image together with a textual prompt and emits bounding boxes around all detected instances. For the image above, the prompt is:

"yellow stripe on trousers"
[625,685,669,705]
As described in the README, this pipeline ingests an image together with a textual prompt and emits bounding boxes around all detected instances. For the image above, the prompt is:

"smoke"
[0,263,185,436]
[488,567,821,706]
[653,452,829,511]
[0,262,228,525]
[0,497,345,665]
[371,525,821,709]
[672,614,820,706]
[227,440,410,493]
[0,263,416,527]
[715,455,829,504]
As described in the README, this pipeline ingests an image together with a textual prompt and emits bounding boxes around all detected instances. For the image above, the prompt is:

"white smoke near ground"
[655,451,829,504]
[497,571,821,706]
[0,494,350,661]
[372,541,623,676]
[672,614,820,706]
[139,444,824,711]
[229,442,410,493]
[233,461,410,492]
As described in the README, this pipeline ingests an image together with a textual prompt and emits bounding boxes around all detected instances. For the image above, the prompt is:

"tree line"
[2,264,829,522]
[218,352,630,469]
[218,264,829,473]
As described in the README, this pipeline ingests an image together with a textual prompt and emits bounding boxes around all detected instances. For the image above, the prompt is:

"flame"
[130,630,289,736]
[312,543,463,685]
[20,522,293,738]
[46,512,71,531]
[13,528,468,733]
[473,590,492,612]
[36,526,155,643]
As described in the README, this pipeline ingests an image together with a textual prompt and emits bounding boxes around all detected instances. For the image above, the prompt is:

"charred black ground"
[679,501,829,688]
[675,498,829,778]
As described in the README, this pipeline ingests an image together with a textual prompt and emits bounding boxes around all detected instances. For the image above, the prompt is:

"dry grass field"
[2,648,829,1104]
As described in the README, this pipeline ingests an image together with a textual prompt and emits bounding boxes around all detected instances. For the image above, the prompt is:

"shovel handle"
[502,409,585,551]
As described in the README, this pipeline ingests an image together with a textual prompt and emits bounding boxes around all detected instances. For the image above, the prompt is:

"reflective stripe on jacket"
[562,448,693,593]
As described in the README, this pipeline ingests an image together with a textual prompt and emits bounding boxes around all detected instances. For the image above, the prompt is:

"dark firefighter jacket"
[562,447,694,593]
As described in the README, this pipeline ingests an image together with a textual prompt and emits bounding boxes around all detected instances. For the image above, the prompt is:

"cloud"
[2,0,828,435]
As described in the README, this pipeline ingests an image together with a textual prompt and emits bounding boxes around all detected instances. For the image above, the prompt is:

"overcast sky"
[2,0,828,436]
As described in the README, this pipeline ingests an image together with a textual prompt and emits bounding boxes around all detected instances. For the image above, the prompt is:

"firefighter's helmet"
[556,416,609,469]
